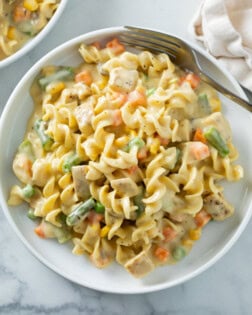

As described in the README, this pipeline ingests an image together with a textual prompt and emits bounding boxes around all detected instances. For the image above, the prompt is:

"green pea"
[22,184,35,199]
[27,208,37,220]
[94,201,105,214]
[172,246,186,261]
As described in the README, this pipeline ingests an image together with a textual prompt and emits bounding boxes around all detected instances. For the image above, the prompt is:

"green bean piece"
[172,246,186,261]
[34,119,54,151]
[62,153,82,173]
[17,21,36,36]
[66,198,96,226]
[38,67,74,90]
[124,137,145,152]
[204,126,230,157]
[133,186,145,216]
[57,213,67,226]
[198,94,211,114]
[175,148,182,165]
[27,208,37,220]
[146,88,156,97]
[94,201,105,214]
[22,184,35,198]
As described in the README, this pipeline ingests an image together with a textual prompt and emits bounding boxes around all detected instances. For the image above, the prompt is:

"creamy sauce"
[8,41,243,277]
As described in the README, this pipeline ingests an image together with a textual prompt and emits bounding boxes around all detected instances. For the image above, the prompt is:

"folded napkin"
[189,0,252,91]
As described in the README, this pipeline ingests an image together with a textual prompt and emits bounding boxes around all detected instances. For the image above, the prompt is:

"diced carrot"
[110,92,128,107]
[92,41,101,49]
[34,224,45,238]
[87,211,104,225]
[190,142,210,161]
[193,128,207,144]
[23,158,33,178]
[112,109,123,126]
[163,226,177,241]
[154,247,170,262]
[137,147,148,160]
[13,5,31,22]
[194,209,211,227]
[127,165,138,174]
[106,38,125,54]
[128,90,147,106]
[157,135,170,146]
[75,70,93,85]
[180,73,200,89]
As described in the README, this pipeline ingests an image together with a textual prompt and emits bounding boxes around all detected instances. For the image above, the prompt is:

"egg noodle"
[0,0,60,60]
[8,38,243,277]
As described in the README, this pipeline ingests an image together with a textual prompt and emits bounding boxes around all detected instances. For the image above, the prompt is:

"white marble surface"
[1,0,252,314]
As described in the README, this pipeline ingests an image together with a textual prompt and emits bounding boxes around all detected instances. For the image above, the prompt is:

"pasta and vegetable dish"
[0,0,60,60]
[8,38,243,277]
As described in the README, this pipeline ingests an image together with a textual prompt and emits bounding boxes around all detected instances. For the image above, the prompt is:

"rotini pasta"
[8,38,243,278]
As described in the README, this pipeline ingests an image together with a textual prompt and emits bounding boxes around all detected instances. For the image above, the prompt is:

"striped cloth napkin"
[189,0,252,91]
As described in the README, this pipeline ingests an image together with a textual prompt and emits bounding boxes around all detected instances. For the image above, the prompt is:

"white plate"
[0,0,68,69]
[0,27,252,294]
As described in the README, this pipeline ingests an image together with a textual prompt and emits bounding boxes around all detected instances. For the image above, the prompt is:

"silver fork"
[120,26,252,113]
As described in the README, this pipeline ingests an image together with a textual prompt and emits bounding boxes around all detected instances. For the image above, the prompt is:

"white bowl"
[0,27,252,294]
[0,0,68,69]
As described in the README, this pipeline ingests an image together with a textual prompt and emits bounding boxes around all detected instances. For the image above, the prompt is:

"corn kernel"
[130,130,137,137]
[150,138,160,154]
[189,228,202,241]
[7,26,16,40]
[181,238,194,248]
[100,225,110,238]
[23,0,39,11]
[210,97,222,112]
[124,127,131,134]
[46,81,65,94]
[97,76,108,90]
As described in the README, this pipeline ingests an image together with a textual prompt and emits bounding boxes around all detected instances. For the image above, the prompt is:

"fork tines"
[120,26,182,60]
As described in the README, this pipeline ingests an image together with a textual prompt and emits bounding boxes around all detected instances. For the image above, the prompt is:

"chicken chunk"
[109,67,138,92]
[203,193,234,221]
[111,178,140,197]
[74,97,94,134]
[125,251,155,278]
[71,165,90,200]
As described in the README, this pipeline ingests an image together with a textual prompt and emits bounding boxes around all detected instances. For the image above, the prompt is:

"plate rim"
[0,26,252,294]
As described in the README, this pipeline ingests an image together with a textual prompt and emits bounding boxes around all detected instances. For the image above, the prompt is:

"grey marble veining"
[1,1,252,314]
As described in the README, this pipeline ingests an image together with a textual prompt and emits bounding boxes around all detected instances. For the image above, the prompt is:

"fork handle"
[199,72,252,113]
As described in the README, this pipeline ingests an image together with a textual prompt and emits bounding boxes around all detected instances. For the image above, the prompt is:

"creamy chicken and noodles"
[0,0,60,60]
[8,38,243,277]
